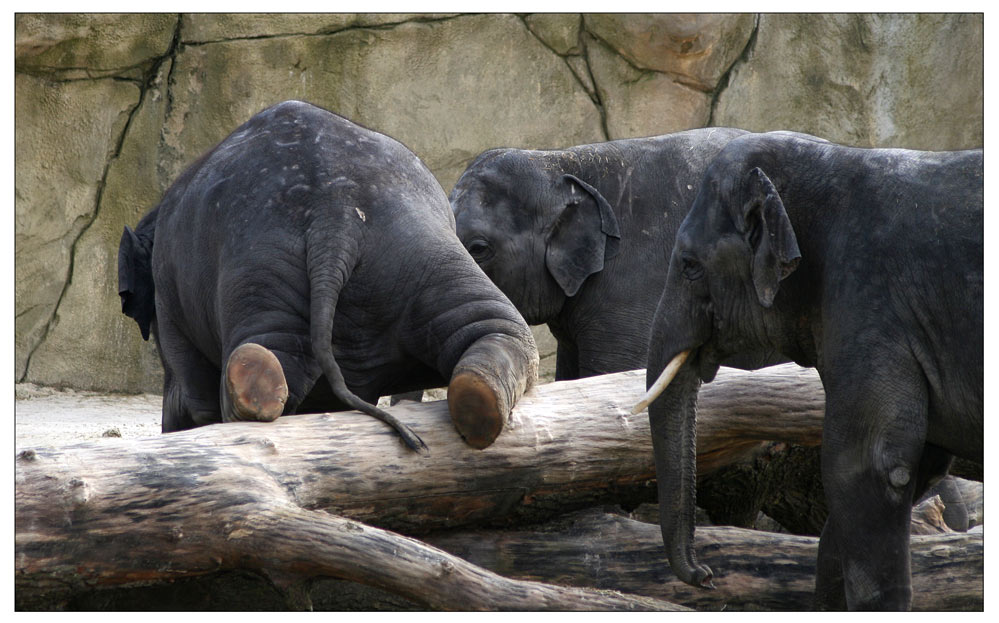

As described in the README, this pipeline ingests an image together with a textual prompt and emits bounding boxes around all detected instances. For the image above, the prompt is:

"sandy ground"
[15,383,163,451]
[13,384,450,451]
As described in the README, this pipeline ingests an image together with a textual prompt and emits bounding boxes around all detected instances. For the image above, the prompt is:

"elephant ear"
[545,174,621,297]
[118,225,156,341]
[743,167,801,308]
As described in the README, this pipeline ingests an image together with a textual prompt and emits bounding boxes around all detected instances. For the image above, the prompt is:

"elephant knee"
[824,446,918,512]
[887,465,911,488]
[869,459,920,508]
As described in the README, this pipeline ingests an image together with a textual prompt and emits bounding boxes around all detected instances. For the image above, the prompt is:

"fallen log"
[17,366,825,535]
[913,476,984,534]
[15,487,682,611]
[693,365,825,471]
[16,365,825,607]
[428,508,984,611]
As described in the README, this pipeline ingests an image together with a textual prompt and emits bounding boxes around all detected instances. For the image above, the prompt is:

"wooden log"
[912,477,983,534]
[15,365,825,606]
[15,479,682,611]
[427,508,984,611]
[693,364,825,472]
[16,366,825,536]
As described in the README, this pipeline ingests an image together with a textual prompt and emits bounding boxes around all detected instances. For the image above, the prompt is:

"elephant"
[117,100,538,451]
[450,127,767,381]
[635,130,983,610]
[449,129,812,529]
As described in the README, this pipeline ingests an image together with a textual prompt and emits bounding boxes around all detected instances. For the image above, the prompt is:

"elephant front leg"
[553,341,580,381]
[814,519,847,610]
[447,333,537,449]
[817,363,929,611]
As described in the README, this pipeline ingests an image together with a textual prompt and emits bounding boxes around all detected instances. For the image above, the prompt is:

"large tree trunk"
[17,366,825,532]
[16,365,835,609]
[16,478,684,611]
[428,507,983,611]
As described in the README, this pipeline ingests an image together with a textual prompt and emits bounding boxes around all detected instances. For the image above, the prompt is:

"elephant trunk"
[647,349,714,589]
[448,332,538,449]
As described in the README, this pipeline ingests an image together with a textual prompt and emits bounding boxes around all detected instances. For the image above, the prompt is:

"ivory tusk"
[630,350,691,414]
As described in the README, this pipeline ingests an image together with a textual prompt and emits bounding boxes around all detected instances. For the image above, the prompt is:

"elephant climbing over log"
[118,100,538,451]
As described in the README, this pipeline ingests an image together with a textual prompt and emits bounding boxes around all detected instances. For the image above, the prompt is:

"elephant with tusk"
[640,130,982,610]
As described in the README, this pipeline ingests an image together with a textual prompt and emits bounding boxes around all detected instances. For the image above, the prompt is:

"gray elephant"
[450,129,810,528]
[636,131,982,609]
[118,100,538,451]
[450,127,770,380]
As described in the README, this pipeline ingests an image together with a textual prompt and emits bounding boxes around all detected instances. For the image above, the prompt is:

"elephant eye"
[467,239,494,263]
[681,257,704,281]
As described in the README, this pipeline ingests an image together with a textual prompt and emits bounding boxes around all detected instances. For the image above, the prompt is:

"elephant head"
[634,156,801,588]
[450,149,620,326]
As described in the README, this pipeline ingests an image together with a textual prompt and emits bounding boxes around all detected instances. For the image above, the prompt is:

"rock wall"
[14,13,983,393]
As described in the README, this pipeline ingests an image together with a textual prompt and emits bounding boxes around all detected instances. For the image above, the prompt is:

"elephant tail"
[305,222,428,453]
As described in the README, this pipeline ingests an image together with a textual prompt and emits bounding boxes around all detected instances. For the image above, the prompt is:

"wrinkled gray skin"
[646,131,982,610]
[450,128,781,381]
[118,101,537,451]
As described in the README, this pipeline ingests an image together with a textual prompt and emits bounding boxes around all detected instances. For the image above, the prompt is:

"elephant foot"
[448,372,504,449]
[224,343,288,423]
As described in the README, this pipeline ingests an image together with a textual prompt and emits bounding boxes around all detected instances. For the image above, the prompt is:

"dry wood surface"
[17,365,825,534]
[28,363,977,611]
[428,507,983,611]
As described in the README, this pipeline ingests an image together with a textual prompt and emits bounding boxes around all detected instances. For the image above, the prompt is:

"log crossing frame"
[16,365,980,610]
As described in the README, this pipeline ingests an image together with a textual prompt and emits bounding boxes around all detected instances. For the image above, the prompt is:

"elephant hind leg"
[221,343,289,423]
[156,317,223,432]
[446,333,537,449]
[219,328,323,422]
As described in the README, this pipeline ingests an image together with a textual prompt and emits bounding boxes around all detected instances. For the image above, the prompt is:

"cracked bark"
[18,368,980,611]
[23,368,768,609]
[427,507,982,611]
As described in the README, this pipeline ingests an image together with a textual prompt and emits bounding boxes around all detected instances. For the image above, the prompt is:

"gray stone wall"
[15,13,983,393]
